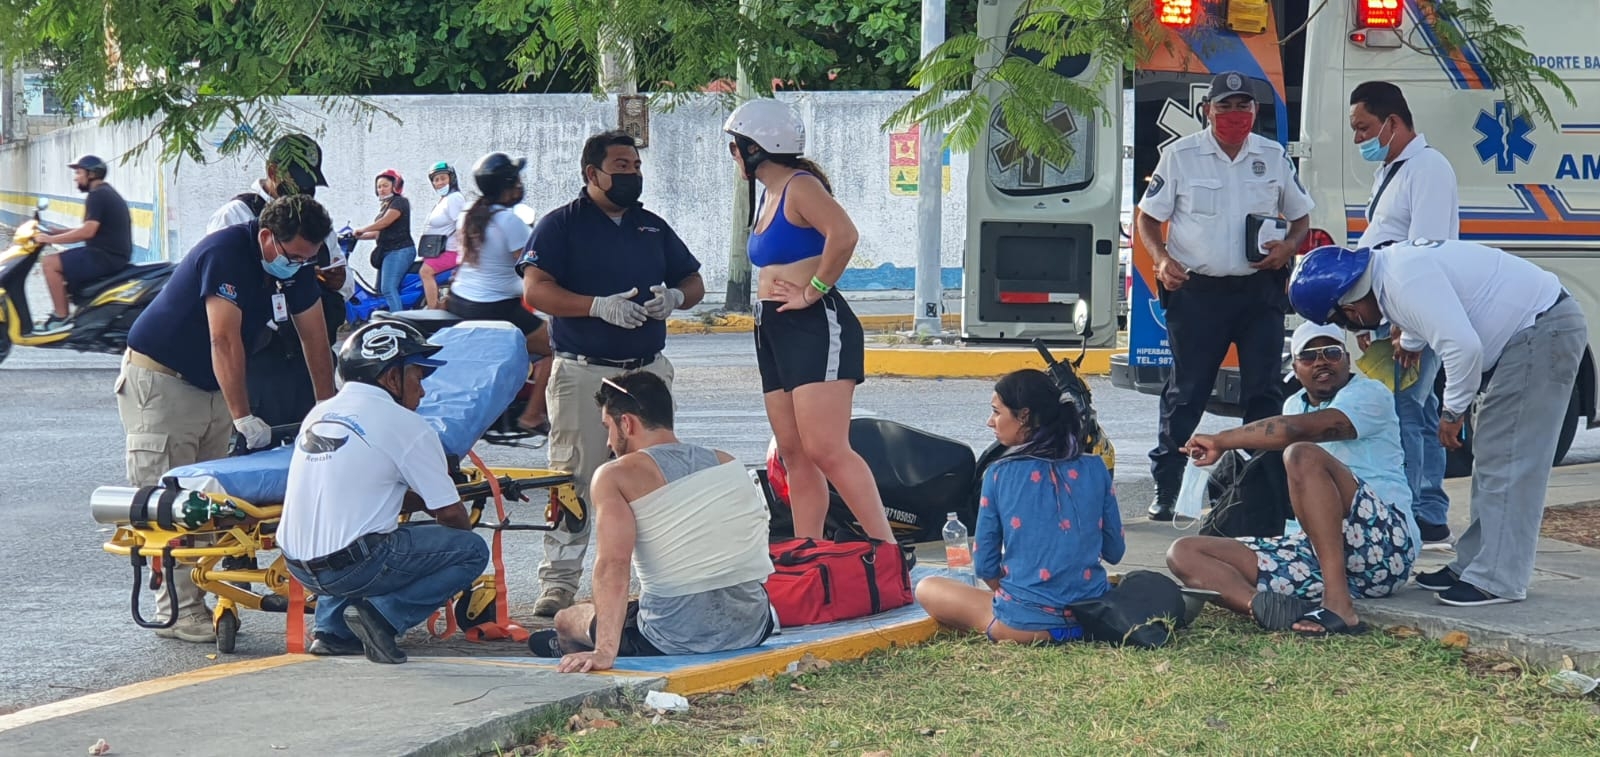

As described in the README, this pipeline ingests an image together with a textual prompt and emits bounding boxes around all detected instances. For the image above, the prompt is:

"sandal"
[1251,592,1315,631]
[1293,606,1370,638]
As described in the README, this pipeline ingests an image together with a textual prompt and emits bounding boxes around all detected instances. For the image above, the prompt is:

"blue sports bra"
[747,173,826,267]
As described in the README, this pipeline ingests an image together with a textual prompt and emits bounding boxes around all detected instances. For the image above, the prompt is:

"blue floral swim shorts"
[1237,479,1416,602]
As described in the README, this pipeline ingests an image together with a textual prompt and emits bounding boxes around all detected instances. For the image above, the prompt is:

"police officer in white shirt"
[1137,71,1316,520]
[1291,241,1587,607]
[1349,81,1461,547]
[278,321,489,662]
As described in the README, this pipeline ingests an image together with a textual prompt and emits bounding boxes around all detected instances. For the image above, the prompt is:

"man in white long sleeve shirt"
[1290,241,1587,607]
[1348,81,1461,547]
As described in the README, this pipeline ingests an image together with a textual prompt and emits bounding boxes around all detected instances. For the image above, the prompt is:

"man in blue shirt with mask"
[116,195,337,643]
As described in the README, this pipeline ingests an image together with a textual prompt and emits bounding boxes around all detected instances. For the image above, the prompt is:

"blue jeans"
[287,524,489,640]
[1385,331,1449,526]
[378,246,415,312]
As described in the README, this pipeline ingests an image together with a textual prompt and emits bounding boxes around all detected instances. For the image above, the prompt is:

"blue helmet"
[1289,245,1372,325]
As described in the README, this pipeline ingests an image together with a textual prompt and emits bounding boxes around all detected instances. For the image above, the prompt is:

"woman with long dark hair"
[444,152,551,433]
[353,169,414,313]
[915,369,1125,643]
[723,98,895,544]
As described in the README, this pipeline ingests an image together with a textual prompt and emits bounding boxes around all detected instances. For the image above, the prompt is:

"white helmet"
[723,99,806,155]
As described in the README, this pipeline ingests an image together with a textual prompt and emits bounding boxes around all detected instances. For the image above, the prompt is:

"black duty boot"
[1148,475,1179,521]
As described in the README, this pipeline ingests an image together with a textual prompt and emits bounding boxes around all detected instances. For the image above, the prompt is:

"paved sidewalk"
[4,464,1596,756]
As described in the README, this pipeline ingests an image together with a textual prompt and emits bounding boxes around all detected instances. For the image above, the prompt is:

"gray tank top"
[640,442,722,483]
[633,442,773,654]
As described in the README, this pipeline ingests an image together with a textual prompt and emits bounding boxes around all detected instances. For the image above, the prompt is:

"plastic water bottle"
[943,512,975,585]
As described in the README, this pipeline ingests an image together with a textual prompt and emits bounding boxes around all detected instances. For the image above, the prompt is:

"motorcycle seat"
[70,263,172,303]
[374,309,463,336]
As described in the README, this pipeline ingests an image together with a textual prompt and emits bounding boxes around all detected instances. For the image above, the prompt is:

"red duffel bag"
[766,537,913,627]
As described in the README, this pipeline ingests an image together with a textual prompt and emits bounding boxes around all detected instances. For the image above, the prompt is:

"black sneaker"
[527,629,563,658]
[1437,581,1516,607]
[342,601,407,664]
[308,632,365,656]
[1148,497,1176,522]
[35,314,70,336]
[1419,522,1453,549]
[1413,566,1459,592]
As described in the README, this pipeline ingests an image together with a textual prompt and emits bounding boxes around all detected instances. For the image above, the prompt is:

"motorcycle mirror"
[1072,299,1092,338]
[36,197,49,211]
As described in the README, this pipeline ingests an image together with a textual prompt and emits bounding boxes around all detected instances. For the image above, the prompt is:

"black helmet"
[338,321,446,387]
[68,155,108,180]
[473,152,526,197]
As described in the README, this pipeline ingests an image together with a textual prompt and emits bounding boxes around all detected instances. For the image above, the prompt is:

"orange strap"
[463,450,528,643]
[426,603,459,640]
[286,577,307,654]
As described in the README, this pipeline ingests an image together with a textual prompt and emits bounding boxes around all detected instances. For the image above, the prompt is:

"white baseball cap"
[1290,321,1347,356]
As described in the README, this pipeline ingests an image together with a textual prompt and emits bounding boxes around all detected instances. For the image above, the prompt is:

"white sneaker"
[154,614,217,643]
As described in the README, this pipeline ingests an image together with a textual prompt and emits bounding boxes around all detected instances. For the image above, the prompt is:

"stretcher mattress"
[164,321,531,503]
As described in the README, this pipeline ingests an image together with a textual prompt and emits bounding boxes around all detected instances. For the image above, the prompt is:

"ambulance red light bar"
[999,292,1079,305]
[1356,0,1402,29]
[1156,0,1196,28]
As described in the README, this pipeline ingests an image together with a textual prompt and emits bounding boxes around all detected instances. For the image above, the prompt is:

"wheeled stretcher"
[92,319,584,653]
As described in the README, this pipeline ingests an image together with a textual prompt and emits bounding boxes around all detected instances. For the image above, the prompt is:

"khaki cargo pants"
[114,351,233,622]
[537,354,674,593]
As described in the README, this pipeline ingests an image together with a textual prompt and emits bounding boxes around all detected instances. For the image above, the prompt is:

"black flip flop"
[1293,606,1370,638]
[1251,592,1315,631]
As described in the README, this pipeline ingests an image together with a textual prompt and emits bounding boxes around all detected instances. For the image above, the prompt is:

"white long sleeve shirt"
[1355,134,1460,249]
[1372,240,1563,413]
[207,180,351,300]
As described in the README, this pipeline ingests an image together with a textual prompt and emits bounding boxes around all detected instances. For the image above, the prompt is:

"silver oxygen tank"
[89,486,246,529]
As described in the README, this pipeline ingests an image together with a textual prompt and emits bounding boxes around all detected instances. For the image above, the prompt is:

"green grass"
[508,609,1600,756]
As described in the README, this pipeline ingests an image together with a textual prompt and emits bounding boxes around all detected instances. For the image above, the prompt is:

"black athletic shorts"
[589,600,664,657]
[754,289,866,394]
[445,295,545,336]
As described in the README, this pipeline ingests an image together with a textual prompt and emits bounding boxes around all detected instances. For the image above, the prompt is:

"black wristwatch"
[1441,408,1465,424]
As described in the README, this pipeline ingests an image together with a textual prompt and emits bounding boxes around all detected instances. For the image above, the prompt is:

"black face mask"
[602,171,643,208]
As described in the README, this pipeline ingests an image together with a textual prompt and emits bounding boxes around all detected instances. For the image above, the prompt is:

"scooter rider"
[36,155,134,335]
[1290,241,1587,607]
[278,320,489,663]
[519,130,706,616]
[117,195,337,643]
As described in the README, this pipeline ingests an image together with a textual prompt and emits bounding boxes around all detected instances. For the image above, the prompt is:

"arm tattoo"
[1315,418,1357,442]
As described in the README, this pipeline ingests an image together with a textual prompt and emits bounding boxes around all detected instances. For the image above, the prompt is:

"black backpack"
[1198,450,1294,539]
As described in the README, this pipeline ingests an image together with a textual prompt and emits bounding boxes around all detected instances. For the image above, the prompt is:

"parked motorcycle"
[0,199,174,365]
[338,224,455,326]
[761,301,1115,543]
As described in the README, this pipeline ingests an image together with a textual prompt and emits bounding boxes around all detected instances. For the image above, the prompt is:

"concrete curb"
[866,347,1115,378]
[667,313,962,335]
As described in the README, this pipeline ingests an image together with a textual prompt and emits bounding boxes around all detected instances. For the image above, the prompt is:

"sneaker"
[34,314,70,336]
[532,587,575,618]
[1419,522,1454,550]
[154,614,217,644]
[1413,566,1459,592]
[342,601,407,664]
[308,632,365,656]
[1147,497,1176,522]
[1437,581,1517,607]
[527,629,563,658]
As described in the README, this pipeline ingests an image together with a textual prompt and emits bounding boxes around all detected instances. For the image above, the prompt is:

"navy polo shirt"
[518,191,701,360]
[127,221,321,391]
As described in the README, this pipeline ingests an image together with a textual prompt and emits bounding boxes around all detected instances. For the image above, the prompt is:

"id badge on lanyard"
[272,288,289,323]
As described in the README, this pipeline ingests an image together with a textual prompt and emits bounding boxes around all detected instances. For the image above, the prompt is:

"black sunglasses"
[1295,346,1346,364]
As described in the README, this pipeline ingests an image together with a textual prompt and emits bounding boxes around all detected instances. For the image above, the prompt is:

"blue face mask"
[262,238,304,279]
[1357,119,1393,162]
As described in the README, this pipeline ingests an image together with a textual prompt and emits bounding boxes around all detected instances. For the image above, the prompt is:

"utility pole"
[722,0,756,313]
[912,0,946,335]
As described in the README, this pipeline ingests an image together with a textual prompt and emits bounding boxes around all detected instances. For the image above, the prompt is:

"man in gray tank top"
[528,371,776,671]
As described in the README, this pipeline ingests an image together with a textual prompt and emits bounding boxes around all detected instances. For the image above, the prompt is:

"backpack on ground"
[1198,450,1293,539]
[1067,570,1187,649]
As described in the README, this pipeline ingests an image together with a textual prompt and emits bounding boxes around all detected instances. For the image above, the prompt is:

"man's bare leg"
[42,255,70,318]
[1167,536,1263,615]
[1280,442,1363,633]
[552,603,598,651]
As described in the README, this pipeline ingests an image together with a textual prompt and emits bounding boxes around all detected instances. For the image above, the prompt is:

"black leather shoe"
[1148,498,1176,522]
[343,601,407,664]
[308,632,365,656]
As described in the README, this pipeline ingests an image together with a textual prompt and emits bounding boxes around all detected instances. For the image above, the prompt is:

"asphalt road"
[3,333,1597,713]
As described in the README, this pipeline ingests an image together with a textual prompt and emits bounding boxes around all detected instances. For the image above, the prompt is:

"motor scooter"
[339,224,455,325]
[0,198,174,365]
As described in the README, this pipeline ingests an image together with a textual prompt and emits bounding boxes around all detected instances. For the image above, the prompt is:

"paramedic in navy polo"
[518,130,705,617]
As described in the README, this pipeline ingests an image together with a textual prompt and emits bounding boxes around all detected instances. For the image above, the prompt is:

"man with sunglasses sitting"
[116,195,338,643]
[527,371,776,672]
[1166,322,1419,637]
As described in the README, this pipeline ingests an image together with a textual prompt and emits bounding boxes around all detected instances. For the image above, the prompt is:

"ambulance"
[1102,0,1600,473]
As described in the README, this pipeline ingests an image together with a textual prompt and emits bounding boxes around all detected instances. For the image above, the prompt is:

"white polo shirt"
[277,382,460,560]
[1356,134,1460,249]
[1138,130,1315,277]
[1372,239,1564,414]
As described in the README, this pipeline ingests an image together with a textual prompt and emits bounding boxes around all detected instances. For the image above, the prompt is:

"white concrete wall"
[134,92,969,293]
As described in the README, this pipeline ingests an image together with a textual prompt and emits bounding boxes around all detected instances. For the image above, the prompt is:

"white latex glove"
[589,287,648,329]
[643,284,685,320]
[233,415,273,450]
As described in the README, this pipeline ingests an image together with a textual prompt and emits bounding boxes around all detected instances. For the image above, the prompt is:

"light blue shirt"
[1285,374,1420,560]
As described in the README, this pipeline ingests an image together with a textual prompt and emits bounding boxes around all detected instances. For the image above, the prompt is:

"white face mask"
[436,185,452,198]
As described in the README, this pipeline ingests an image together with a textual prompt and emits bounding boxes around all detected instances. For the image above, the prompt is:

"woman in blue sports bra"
[723,98,896,544]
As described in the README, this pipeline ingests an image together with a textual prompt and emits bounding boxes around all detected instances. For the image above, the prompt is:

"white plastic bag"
[644,690,691,712]
[1174,457,1212,523]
